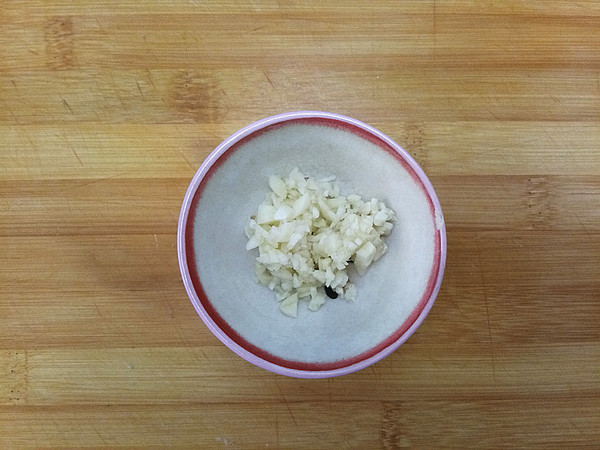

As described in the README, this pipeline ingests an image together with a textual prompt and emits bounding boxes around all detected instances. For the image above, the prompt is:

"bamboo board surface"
[1,1,599,448]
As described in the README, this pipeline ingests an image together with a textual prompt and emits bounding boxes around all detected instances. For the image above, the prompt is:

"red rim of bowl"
[177,111,447,379]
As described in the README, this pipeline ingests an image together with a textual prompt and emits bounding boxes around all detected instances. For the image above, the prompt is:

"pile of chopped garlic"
[245,168,396,317]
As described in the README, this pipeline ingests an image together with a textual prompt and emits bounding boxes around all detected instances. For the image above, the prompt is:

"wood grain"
[1,0,599,448]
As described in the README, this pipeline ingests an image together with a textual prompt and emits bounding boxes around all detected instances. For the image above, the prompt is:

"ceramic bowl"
[177,111,446,378]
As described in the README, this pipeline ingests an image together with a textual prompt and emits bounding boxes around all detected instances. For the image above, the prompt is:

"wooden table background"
[1,1,599,448]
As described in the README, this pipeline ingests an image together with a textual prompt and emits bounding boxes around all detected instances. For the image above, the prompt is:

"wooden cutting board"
[1,1,599,447]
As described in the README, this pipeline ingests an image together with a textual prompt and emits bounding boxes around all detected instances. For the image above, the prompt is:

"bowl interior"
[181,115,444,375]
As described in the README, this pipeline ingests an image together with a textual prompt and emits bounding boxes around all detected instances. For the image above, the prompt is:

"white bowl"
[178,111,446,378]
